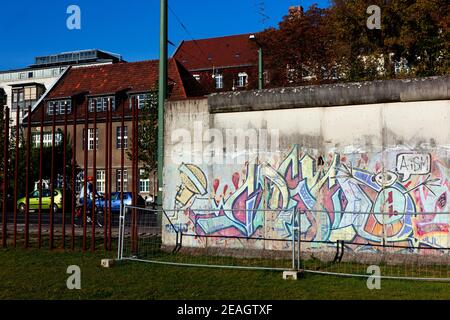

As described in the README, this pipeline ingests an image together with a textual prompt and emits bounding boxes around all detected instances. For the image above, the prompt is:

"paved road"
[0,208,159,231]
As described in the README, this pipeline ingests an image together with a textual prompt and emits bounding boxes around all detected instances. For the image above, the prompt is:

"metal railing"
[0,96,150,252]
[118,206,450,281]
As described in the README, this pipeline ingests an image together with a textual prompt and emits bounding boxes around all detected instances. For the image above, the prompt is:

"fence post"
[296,208,301,271]
[82,101,88,252]
[117,203,126,260]
[49,104,56,249]
[108,104,111,250]
[91,98,98,252]
[13,108,19,247]
[70,101,77,250]
[291,208,295,270]
[24,105,31,248]
[104,100,110,251]
[38,105,44,249]
[62,99,68,249]
[2,107,10,248]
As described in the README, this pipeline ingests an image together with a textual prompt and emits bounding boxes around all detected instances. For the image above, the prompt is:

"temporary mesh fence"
[119,207,450,281]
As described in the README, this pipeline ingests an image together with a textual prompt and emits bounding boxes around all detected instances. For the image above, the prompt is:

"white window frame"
[96,170,106,193]
[116,126,128,149]
[47,100,72,115]
[83,128,99,150]
[89,96,115,112]
[32,132,63,148]
[116,169,128,192]
[129,93,156,110]
[215,73,223,89]
[88,128,99,150]
[139,169,150,193]
[237,72,248,87]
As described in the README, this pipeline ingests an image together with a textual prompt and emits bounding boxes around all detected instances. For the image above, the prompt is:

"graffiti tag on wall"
[169,146,450,252]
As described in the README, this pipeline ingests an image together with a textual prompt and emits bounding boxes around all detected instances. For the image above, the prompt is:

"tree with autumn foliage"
[258,1,449,87]
[258,5,338,87]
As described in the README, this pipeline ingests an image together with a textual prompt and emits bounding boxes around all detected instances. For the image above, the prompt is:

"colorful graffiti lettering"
[171,146,450,251]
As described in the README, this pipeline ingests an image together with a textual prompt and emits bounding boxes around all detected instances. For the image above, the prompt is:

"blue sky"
[0,0,330,70]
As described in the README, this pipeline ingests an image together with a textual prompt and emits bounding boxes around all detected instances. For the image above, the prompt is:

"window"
[215,74,223,89]
[11,88,24,110]
[129,93,156,110]
[47,102,54,115]
[24,87,37,101]
[96,170,106,193]
[237,72,248,87]
[47,100,72,115]
[89,96,115,112]
[32,132,63,148]
[116,169,128,192]
[82,128,99,150]
[59,100,72,115]
[116,126,128,149]
[193,74,200,81]
[139,169,150,193]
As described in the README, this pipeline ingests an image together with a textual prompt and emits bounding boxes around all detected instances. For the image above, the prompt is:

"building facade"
[173,34,259,93]
[0,49,123,131]
[25,59,203,199]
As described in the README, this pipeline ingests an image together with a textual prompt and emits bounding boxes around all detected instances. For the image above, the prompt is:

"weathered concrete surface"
[163,77,450,258]
[208,76,449,113]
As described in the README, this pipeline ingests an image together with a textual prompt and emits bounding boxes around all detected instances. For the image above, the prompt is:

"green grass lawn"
[0,248,449,300]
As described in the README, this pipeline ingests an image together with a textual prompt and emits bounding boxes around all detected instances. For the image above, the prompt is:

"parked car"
[17,189,63,214]
[96,192,146,213]
[145,195,158,210]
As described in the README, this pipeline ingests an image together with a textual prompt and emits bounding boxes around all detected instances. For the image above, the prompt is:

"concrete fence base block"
[282,270,304,280]
[101,259,115,268]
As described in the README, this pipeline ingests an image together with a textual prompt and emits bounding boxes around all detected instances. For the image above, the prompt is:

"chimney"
[288,6,304,18]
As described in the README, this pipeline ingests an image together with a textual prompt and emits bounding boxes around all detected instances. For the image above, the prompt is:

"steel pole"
[1,108,9,248]
[38,106,44,248]
[49,105,56,249]
[24,105,31,248]
[258,47,263,90]
[13,107,19,247]
[157,0,168,210]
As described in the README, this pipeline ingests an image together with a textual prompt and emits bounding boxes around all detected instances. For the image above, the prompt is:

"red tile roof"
[173,34,258,71]
[47,58,195,100]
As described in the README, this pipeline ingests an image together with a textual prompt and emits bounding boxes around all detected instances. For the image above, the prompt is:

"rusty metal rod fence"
[0,92,147,253]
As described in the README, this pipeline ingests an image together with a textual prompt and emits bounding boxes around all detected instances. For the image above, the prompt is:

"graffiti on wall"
[170,145,450,251]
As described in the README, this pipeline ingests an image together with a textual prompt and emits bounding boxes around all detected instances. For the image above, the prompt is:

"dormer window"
[129,93,157,110]
[47,100,72,115]
[89,96,115,112]
[215,73,223,89]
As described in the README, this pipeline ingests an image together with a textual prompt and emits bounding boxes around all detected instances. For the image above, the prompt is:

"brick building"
[173,34,259,93]
[0,49,123,133]
[24,59,203,199]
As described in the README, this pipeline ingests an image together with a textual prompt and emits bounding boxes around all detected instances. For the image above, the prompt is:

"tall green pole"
[258,47,263,90]
[157,0,167,209]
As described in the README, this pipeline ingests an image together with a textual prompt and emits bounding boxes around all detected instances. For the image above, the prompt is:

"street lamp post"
[249,34,264,90]
[157,0,168,210]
